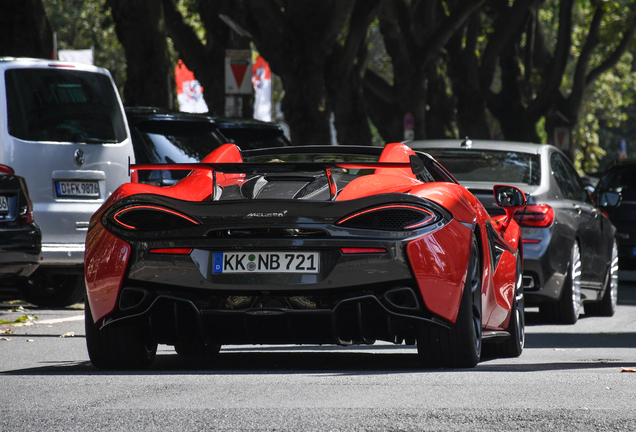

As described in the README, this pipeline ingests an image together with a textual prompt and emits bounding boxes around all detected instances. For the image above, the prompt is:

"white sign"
[58,49,94,65]
[225,50,252,95]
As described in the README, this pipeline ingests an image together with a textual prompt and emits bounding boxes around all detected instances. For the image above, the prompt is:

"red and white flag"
[175,60,208,113]
[252,55,272,122]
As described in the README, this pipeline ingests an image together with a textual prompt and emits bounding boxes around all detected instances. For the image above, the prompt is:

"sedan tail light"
[513,204,554,227]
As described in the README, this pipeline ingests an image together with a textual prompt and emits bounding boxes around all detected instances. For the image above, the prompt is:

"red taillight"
[0,165,15,175]
[514,204,554,227]
[149,248,192,254]
[341,248,387,254]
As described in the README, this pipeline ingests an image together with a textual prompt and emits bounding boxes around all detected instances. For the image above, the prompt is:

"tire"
[585,239,619,317]
[85,300,157,370]
[417,235,482,368]
[541,241,582,324]
[483,254,525,358]
[174,340,221,358]
[18,270,85,308]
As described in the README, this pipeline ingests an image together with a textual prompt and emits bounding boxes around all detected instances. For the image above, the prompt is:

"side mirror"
[493,185,527,229]
[494,185,527,209]
[598,191,621,208]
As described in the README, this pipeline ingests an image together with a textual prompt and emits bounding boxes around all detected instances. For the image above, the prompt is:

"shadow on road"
[3,348,635,376]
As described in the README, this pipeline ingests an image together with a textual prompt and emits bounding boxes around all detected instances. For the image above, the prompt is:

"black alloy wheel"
[417,235,482,368]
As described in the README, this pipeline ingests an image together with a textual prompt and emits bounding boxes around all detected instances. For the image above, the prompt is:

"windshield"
[596,165,636,199]
[5,68,127,143]
[131,120,225,164]
[424,149,541,185]
[219,126,290,150]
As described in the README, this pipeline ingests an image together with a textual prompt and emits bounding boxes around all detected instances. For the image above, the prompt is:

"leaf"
[59,332,75,338]
[0,314,39,325]
[0,329,12,334]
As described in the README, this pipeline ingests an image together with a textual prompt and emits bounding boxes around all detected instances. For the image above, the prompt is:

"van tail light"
[513,204,554,227]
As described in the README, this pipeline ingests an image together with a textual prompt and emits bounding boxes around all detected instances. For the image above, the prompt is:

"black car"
[593,159,636,272]
[125,106,290,186]
[408,139,619,324]
[0,164,41,291]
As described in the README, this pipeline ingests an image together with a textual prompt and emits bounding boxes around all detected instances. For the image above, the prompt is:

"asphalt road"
[1,278,635,431]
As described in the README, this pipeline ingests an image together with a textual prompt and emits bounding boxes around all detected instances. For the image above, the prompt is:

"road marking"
[37,315,84,324]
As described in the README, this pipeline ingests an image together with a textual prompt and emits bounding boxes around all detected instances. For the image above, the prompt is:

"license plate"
[212,251,320,274]
[0,196,8,213]
[56,181,100,198]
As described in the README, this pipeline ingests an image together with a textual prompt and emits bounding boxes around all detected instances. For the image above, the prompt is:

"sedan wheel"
[585,239,619,316]
[546,241,582,324]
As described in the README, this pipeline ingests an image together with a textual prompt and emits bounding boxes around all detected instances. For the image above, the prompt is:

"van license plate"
[0,196,8,213]
[212,252,320,274]
[56,181,100,198]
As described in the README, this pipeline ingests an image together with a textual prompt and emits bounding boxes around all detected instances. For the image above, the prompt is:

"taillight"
[337,205,438,231]
[26,196,35,224]
[514,204,554,227]
[113,205,199,231]
[341,248,387,254]
[0,165,15,175]
[149,248,193,254]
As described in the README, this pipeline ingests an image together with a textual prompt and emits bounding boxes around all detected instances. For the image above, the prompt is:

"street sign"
[225,50,252,95]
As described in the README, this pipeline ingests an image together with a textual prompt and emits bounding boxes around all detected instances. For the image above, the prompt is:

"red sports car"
[84,143,526,369]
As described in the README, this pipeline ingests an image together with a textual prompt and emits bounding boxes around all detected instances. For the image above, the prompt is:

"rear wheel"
[85,300,157,369]
[585,239,618,317]
[483,254,525,358]
[541,241,582,324]
[417,235,482,368]
[18,270,85,308]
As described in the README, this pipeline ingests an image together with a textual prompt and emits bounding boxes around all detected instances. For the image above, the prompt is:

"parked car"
[125,106,290,186]
[84,142,526,369]
[0,57,135,307]
[593,159,636,272]
[0,164,41,289]
[408,139,619,324]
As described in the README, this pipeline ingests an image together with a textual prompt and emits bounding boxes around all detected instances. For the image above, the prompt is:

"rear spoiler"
[128,155,426,200]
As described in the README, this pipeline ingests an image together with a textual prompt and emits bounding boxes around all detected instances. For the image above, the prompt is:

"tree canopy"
[6,0,636,171]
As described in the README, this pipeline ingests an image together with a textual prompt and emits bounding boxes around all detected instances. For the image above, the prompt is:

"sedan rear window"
[5,68,127,143]
[424,149,541,185]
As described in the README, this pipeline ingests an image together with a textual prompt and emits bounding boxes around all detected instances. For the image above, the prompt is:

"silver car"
[408,139,619,324]
[0,58,135,307]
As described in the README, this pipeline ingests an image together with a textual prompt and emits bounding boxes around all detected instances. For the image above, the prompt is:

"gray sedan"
[408,139,619,324]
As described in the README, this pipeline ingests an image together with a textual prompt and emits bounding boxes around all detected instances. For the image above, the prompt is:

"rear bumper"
[41,243,85,265]
[100,287,446,346]
[0,224,41,280]
[520,226,571,303]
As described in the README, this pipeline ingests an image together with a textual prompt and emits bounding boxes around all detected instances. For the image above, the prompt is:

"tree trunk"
[0,0,53,59]
[108,0,173,108]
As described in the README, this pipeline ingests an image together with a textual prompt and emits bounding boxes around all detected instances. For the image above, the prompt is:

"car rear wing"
[128,155,426,201]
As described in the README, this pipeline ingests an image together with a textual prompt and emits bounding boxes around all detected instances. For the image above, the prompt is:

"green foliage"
[42,0,126,94]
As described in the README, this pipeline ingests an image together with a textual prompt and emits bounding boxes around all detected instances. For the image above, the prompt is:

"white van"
[0,57,135,306]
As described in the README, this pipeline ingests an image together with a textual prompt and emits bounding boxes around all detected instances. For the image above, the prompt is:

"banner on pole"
[252,55,272,122]
[175,60,208,113]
